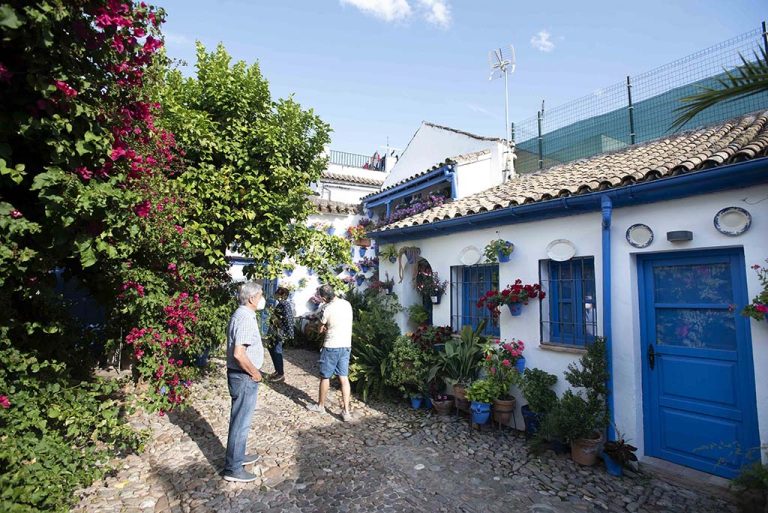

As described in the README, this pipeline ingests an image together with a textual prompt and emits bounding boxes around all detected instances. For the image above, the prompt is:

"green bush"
[0,335,146,512]
[386,336,434,398]
[539,390,605,443]
[429,322,487,387]
[464,378,501,403]
[520,368,558,414]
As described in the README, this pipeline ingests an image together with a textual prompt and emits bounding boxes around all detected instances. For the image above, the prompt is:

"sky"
[157,0,765,156]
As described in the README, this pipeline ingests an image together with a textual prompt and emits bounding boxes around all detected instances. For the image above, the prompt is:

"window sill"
[539,342,587,355]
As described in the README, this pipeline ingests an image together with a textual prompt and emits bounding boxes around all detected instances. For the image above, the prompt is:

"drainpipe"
[601,195,616,441]
[386,200,392,219]
[447,166,458,199]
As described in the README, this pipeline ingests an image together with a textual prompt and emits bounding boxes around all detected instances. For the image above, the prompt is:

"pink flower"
[112,35,125,53]
[756,304,768,313]
[133,200,151,218]
[9,210,22,219]
[167,263,177,272]
[75,166,93,180]
[174,224,184,234]
[54,80,77,97]
[0,62,11,82]
[502,359,511,367]
[0,395,9,408]
[134,349,144,359]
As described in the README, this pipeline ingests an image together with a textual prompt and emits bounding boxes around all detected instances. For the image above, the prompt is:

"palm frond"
[670,48,768,131]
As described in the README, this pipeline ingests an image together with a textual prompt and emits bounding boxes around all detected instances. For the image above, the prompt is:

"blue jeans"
[268,341,284,375]
[224,371,259,474]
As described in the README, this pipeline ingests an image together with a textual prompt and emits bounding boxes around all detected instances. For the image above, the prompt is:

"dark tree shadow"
[168,405,226,471]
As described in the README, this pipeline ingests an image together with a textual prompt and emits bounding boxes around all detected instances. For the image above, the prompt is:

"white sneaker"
[306,403,326,414]
[342,411,353,422]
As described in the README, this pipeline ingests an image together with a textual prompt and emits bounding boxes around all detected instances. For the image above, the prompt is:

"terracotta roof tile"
[380,111,768,231]
[310,198,361,215]
[321,171,385,187]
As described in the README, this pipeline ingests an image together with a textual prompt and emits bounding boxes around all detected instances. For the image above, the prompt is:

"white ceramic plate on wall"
[626,223,654,248]
[545,239,576,261]
[458,246,482,266]
[714,207,751,236]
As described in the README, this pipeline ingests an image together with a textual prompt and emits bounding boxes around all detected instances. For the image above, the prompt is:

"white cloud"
[530,30,555,52]
[164,31,194,48]
[417,0,451,28]
[339,0,451,27]
[339,0,412,23]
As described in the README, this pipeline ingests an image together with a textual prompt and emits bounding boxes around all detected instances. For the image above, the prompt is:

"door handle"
[648,344,655,370]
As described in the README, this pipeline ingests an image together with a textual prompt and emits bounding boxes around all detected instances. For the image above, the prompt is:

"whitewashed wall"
[377,183,768,461]
[384,123,505,188]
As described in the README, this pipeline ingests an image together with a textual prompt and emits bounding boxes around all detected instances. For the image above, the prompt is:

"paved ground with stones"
[74,349,739,513]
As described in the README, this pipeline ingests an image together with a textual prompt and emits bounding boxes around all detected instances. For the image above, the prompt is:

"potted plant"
[283,262,295,277]
[602,427,638,477]
[346,224,370,247]
[482,338,525,426]
[428,321,487,413]
[465,379,497,425]
[540,390,605,465]
[355,274,366,286]
[386,335,435,409]
[407,304,429,326]
[359,256,379,273]
[415,270,448,304]
[519,368,558,438]
[484,239,515,263]
[380,245,399,264]
[410,325,453,352]
[431,393,454,415]
[743,259,768,321]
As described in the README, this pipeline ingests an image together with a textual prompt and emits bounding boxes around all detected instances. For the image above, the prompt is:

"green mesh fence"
[514,25,768,174]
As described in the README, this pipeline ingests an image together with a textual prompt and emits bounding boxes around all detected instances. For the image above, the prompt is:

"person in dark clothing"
[266,283,294,382]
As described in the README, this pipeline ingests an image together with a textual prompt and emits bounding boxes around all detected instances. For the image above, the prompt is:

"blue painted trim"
[371,157,768,243]
[365,172,453,208]
[601,195,615,441]
[364,164,453,205]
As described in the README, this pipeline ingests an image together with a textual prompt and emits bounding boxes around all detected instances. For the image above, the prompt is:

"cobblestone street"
[73,349,739,513]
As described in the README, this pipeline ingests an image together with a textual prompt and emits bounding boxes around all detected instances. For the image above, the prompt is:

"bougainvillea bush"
[743,259,768,322]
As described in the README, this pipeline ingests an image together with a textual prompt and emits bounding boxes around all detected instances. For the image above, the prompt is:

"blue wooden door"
[639,249,760,478]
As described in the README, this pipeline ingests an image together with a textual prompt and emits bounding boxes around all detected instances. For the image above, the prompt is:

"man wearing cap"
[266,281,294,382]
[306,284,354,422]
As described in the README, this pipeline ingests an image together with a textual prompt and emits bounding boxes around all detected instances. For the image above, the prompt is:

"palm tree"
[671,47,768,130]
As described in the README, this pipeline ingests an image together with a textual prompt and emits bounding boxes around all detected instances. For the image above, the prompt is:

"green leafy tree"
[158,43,350,282]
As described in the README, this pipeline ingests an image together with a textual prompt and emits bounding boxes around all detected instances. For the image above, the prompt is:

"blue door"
[639,249,760,478]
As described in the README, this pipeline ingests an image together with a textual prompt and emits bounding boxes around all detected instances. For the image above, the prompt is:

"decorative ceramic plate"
[545,239,576,262]
[714,207,751,236]
[458,246,482,266]
[625,224,654,248]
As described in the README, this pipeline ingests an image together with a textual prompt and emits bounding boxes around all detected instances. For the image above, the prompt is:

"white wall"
[384,123,503,189]
[312,180,379,204]
[453,149,505,199]
[377,183,768,462]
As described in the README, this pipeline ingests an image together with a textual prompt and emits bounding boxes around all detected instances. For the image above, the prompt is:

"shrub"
[410,325,453,351]
[520,368,558,414]
[0,335,146,512]
[386,336,435,397]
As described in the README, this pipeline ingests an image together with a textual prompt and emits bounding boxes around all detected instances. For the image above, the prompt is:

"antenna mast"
[488,45,516,177]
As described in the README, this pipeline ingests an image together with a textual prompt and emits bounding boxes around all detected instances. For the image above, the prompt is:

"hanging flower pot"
[498,251,512,263]
[360,265,370,273]
[355,275,365,286]
[359,247,367,257]
[285,269,293,277]
[308,269,315,276]
[516,355,526,374]
[356,237,371,248]
[430,295,440,305]
[326,226,336,235]
[388,256,397,263]
[507,302,522,316]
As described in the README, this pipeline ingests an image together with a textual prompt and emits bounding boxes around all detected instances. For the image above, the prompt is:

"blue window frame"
[542,257,596,346]
[450,264,499,337]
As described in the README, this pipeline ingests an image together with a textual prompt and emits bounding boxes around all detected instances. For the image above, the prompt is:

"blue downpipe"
[601,195,616,441]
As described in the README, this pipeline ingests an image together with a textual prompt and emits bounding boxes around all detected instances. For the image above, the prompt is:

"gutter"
[601,196,616,441]
[370,157,768,243]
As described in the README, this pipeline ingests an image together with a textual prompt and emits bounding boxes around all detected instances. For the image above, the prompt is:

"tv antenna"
[488,45,516,145]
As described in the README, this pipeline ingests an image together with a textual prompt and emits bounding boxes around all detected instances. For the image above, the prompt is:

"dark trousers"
[268,341,284,375]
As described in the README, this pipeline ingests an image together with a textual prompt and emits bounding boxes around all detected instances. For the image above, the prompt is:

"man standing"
[223,281,265,483]
[306,284,353,422]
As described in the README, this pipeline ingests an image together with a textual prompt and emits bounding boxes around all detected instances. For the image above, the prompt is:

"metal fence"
[329,150,385,170]
[513,24,768,174]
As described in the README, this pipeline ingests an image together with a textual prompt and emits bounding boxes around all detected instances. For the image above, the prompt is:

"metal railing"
[329,150,385,170]
[513,24,768,174]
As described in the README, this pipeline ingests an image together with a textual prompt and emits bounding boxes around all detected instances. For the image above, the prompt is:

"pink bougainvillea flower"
[54,80,77,97]
[174,224,184,234]
[0,395,10,408]
[111,35,125,53]
[133,200,151,218]
[75,166,93,180]
[756,304,768,313]
[9,210,22,219]
[167,263,177,272]
[0,62,11,82]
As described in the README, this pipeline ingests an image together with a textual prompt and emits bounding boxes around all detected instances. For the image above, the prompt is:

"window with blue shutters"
[541,257,597,347]
[450,264,500,337]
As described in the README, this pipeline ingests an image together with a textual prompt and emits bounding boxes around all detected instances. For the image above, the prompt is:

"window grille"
[540,257,597,347]
[450,264,499,337]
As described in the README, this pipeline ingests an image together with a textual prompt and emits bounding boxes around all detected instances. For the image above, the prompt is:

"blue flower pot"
[410,396,423,409]
[388,256,397,263]
[516,356,526,374]
[498,251,511,263]
[359,247,367,257]
[361,265,369,273]
[521,404,541,438]
[507,302,522,316]
[602,452,623,477]
[285,269,293,277]
[470,401,491,424]
[308,269,315,276]
[355,276,365,286]
[422,397,433,409]
[327,227,336,235]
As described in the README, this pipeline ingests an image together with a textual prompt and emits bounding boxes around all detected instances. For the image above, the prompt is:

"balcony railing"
[329,150,385,171]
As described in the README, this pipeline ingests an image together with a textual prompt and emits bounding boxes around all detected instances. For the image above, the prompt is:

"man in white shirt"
[306,284,353,421]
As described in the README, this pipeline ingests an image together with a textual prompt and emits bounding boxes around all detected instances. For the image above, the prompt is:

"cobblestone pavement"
[74,349,738,513]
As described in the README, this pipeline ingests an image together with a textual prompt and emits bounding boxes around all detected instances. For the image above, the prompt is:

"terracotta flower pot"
[492,396,517,426]
[453,384,470,412]
[571,431,605,466]
[432,397,454,416]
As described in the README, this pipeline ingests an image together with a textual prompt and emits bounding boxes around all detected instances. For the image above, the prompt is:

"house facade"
[368,111,768,479]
